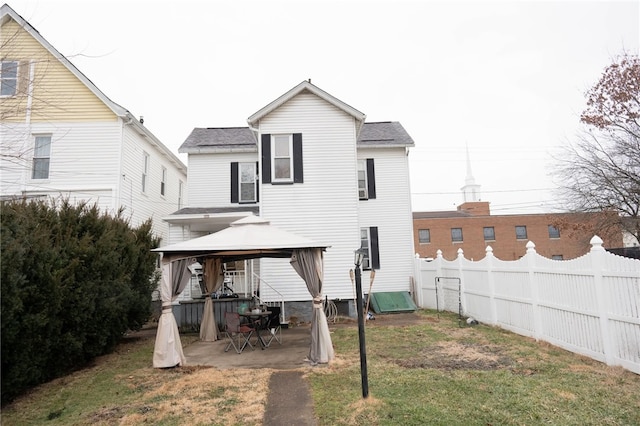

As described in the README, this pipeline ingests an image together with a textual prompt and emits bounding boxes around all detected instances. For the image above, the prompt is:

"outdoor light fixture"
[354,248,365,267]
[353,248,369,398]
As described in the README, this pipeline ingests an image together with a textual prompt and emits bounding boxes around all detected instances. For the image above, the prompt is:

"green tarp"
[368,291,417,313]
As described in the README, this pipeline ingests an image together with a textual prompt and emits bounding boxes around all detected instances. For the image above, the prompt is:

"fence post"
[591,235,614,365]
[526,241,542,340]
[485,245,498,325]
[457,248,466,316]
[413,253,422,308]
[435,249,444,310]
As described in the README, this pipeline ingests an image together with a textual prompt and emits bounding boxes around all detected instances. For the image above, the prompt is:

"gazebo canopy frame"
[151,216,334,368]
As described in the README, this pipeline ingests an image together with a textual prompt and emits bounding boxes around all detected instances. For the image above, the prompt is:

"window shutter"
[370,226,380,270]
[230,162,239,203]
[261,134,271,183]
[366,159,376,199]
[293,133,303,183]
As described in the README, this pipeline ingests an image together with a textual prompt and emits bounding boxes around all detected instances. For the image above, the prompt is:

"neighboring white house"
[165,80,416,316]
[0,4,187,243]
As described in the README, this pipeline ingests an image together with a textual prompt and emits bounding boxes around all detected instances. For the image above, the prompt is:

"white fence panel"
[414,237,640,375]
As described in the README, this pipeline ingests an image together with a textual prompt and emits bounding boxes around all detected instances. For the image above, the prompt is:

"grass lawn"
[2,310,638,425]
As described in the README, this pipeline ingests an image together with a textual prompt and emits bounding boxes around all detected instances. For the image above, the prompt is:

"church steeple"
[461,144,481,202]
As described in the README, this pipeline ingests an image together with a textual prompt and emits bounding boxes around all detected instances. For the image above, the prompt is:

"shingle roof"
[357,121,415,147]
[172,206,260,215]
[179,127,256,153]
[179,121,414,153]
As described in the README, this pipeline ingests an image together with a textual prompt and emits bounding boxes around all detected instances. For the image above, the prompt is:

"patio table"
[239,311,271,349]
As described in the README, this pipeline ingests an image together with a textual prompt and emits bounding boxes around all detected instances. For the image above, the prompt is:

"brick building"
[413,201,623,261]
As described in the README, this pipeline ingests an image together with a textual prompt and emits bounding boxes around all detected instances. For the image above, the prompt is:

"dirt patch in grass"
[83,366,273,425]
[395,341,513,371]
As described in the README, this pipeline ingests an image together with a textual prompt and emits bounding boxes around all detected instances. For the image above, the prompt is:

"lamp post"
[354,249,369,398]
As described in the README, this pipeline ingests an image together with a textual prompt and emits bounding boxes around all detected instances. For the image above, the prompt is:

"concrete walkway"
[183,325,319,424]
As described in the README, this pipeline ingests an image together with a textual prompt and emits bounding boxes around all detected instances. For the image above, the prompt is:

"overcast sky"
[7,0,640,213]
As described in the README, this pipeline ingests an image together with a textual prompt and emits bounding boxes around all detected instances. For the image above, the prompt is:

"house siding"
[358,147,416,292]
[188,152,258,208]
[1,8,187,248]
[258,93,361,302]
[1,121,121,206]
[120,125,185,243]
[1,19,115,123]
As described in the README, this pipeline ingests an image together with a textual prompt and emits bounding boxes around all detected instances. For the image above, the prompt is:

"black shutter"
[293,133,303,183]
[261,134,271,184]
[370,226,380,270]
[255,161,259,202]
[366,159,376,199]
[230,162,239,203]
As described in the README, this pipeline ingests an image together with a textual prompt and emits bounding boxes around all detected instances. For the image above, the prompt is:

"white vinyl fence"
[414,236,640,374]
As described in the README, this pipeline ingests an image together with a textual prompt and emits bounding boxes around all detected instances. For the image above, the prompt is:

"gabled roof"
[247,80,367,133]
[0,4,186,172]
[179,121,414,153]
[357,121,415,148]
[179,127,256,154]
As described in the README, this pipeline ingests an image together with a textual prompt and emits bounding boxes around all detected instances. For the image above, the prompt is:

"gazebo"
[151,215,334,368]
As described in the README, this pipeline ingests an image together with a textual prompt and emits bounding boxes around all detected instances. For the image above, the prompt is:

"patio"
[183,324,320,370]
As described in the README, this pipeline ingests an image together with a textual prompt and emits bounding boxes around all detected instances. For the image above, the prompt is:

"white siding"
[258,93,361,302]
[188,152,258,207]
[1,121,121,208]
[120,125,187,243]
[358,147,416,293]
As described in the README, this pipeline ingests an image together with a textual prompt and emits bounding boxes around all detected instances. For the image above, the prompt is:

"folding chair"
[224,311,255,354]
[264,306,283,347]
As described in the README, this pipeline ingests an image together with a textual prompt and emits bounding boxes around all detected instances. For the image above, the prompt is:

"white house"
[166,81,416,318]
[0,4,187,243]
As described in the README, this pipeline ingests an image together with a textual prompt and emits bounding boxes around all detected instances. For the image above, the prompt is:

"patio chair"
[224,311,255,354]
[264,306,283,347]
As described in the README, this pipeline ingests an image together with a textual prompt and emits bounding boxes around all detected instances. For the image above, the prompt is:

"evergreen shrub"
[1,198,159,404]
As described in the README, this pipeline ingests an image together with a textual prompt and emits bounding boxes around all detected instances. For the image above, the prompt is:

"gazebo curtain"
[199,258,224,341]
[153,257,195,368]
[290,248,335,365]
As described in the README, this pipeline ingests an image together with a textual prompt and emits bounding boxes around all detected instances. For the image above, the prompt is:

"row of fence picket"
[414,236,640,374]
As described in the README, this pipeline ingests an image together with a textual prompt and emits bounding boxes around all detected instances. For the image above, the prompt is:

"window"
[360,227,380,270]
[1,61,18,97]
[160,167,167,196]
[231,162,258,203]
[261,133,303,184]
[31,135,51,179]
[357,159,376,200]
[483,226,495,241]
[178,180,184,209]
[552,255,564,260]
[451,227,463,242]
[141,151,149,193]
[548,225,560,239]
[418,229,430,244]
[515,225,527,240]
[273,135,292,182]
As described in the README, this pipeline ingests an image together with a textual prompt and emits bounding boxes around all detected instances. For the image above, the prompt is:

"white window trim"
[31,134,51,180]
[271,134,293,183]
[178,180,184,209]
[357,159,368,199]
[141,151,150,194]
[239,162,257,203]
[360,228,372,270]
[0,61,18,97]
[160,166,167,196]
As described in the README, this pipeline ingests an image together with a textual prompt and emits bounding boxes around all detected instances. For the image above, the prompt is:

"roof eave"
[247,80,366,128]
[179,146,257,154]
